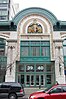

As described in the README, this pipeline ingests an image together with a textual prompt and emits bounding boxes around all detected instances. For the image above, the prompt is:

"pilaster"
[5,41,17,82]
[55,45,65,84]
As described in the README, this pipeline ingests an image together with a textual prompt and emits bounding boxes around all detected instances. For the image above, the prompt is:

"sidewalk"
[23,88,44,98]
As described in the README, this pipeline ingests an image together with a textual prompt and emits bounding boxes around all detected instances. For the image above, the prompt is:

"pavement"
[23,87,44,99]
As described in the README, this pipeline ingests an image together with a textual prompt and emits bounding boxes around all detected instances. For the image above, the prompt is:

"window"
[49,87,62,93]
[63,86,66,92]
[36,64,44,72]
[0,0,8,3]
[0,39,5,55]
[63,40,66,56]
[20,41,50,57]
[26,65,34,72]
[1,84,10,88]
[26,75,30,85]
[46,65,51,72]
[18,65,24,72]
[46,75,51,84]
[41,47,49,56]
[63,47,66,56]
[0,49,5,55]
[31,46,40,56]
[21,47,29,56]
[0,3,7,7]
[0,16,7,20]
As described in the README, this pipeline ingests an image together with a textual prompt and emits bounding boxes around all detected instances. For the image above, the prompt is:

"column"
[55,47,60,80]
[55,46,65,84]
[5,44,16,82]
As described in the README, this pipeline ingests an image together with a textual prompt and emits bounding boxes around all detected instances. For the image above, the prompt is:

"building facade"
[0,0,19,21]
[0,7,66,88]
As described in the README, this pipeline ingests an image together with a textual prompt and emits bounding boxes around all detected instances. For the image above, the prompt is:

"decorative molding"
[13,7,57,25]
[8,46,15,49]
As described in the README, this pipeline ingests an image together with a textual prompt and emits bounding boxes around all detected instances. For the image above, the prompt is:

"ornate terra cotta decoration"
[28,19,43,33]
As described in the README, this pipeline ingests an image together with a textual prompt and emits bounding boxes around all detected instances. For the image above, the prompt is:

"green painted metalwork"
[64,56,66,66]
[20,57,50,63]
[13,7,58,25]
[0,38,7,82]
[20,41,50,62]
[16,40,55,88]
[16,61,55,88]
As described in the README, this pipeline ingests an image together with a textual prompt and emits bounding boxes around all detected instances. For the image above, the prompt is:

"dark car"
[29,84,66,99]
[0,82,25,99]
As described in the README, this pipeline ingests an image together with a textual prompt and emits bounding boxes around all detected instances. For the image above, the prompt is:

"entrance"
[26,74,45,86]
[18,74,45,87]
[36,75,45,86]
[17,62,55,87]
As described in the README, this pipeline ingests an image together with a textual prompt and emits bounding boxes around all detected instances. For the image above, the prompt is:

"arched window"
[27,19,43,33]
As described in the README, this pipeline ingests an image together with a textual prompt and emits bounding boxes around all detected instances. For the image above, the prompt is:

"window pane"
[31,75,34,85]
[36,75,39,85]
[0,16,7,20]
[46,75,51,84]
[41,47,45,56]
[63,86,66,92]
[26,65,34,72]
[41,41,50,46]
[21,41,29,46]
[0,3,7,7]
[21,75,24,84]
[41,75,43,85]
[50,87,62,93]
[63,47,66,56]
[21,47,29,56]
[31,41,40,46]
[26,75,30,85]
[41,47,49,56]
[31,47,40,56]
[45,47,50,56]
[46,65,51,72]
[0,49,5,55]
[63,40,66,45]
[18,65,24,72]
[36,64,44,72]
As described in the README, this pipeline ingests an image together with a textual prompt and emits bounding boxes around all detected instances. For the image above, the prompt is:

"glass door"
[18,74,24,85]
[36,75,40,86]
[26,75,34,86]
[31,75,34,86]
[36,75,45,86]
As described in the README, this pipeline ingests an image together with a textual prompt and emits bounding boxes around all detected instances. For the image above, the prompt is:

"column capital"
[8,46,15,49]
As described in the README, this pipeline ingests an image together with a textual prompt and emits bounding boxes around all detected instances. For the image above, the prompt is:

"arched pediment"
[13,7,58,25]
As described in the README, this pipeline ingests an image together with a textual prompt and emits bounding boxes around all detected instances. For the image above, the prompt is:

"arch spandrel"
[18,14,53,35]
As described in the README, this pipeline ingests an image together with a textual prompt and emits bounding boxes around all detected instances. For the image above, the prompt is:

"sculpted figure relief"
[28,19,43,33]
